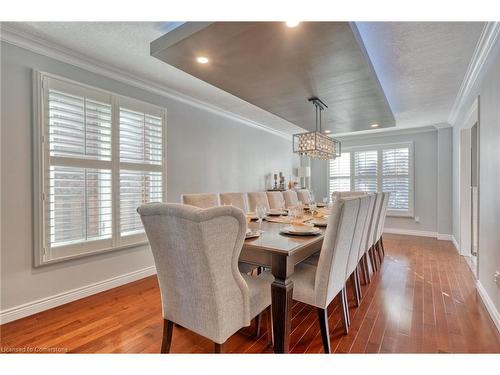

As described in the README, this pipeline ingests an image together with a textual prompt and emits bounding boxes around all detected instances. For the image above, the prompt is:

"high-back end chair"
[289,197,361,353]
[345,195,371,307]
[219,192,249,212]
[296,189,312,204]
[266,191,286,210]
[181,193,219,208]
[247,192,270,212]
[137,203,274,353]
[282,190,299,208]
[374,192,390,262]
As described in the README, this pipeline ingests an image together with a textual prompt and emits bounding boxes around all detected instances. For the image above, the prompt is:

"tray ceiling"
[151,22,396,133]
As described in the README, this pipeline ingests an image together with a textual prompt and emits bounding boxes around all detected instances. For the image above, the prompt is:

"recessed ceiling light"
[371,123,379,128]
[285,21,300,28]
[324,130,332,134]
[196,56,209,64]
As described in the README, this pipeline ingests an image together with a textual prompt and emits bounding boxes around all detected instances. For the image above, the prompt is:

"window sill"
[387,211,414,218]
[36,241,149,267]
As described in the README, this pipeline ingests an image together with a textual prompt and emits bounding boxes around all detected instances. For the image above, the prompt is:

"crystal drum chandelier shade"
[293,97,341,160]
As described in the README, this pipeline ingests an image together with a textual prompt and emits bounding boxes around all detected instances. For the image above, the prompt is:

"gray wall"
[311,129,453,234]
[0,42,298,312]
[452,39,500,317]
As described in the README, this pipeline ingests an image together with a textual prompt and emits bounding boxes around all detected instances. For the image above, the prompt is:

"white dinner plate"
[245,231,261,239]
[310,219,328,227]
[280,226,321,236]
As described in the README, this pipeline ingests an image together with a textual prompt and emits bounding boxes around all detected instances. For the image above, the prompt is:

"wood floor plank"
[1,234,499,354]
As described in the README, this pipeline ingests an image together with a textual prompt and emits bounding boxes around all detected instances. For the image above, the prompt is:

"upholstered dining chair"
[345,195,371,308]
[289,197,361,353]
[357,194,377,285]
[282,190,299,208]
[181,193,220,208]
[266,191,286,210]
[374,192,390,263]
[332,191,367,202]
[220,192,249,212]
[296,189,312,204]
[247,192,270,212]
[366,192,384,273]
[137,203,274,353]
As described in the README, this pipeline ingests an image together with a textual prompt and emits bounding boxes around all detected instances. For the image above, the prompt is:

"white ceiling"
[4,22,485,135]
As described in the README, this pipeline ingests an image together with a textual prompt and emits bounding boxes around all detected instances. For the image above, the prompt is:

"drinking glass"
[309,191,315,204]
[309,202,317,217]
[323,197,328,206]
[255,205,267,233]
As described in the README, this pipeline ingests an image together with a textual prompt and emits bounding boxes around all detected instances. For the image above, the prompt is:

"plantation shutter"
[118,101,165,243]
[382,147,410,211]
[353,150,378,192]
[329,152,351,193]
[45,77,113,258]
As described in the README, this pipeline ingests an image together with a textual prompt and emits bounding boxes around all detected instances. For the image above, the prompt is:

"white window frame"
[327,142,414,217]
[33,71,167,266]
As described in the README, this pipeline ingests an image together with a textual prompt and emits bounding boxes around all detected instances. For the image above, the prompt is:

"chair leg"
[380,236,386,257]
[363,254,371,284]
[376,241,383,266]
[255,312,262,337]
[355,267,363,301]
[369,246,378,272]
[161,319,174,353]
[214,342,224,353]
[317,308,331,353]
[340,287,350,334]
[350,272,360,307]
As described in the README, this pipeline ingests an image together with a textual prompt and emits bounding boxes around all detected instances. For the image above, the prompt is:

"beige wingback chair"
[296,189,312,204]
[290,197,361,353]
[181,193,220,208]
[282,190,299,208]
[266,191,286,210]
[137,203,274,353]
[220,192,249,212]
[247,192,270,212]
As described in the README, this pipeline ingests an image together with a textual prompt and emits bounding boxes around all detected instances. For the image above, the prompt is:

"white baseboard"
[437,233,453,241]
[476,281,500,333]
[384,228,437,238]
[451,235,460,253]
[383,228,456,243]
[0,266,157,325]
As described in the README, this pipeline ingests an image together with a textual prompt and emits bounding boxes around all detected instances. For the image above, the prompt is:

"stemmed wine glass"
[255,205,267,233]
[309,191,315,205]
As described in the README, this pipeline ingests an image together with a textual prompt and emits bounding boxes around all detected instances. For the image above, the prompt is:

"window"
[328,142,413,217]
[328,152,351,192]
[34,72,166,264]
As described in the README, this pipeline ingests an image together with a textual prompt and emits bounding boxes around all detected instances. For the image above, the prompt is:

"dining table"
[240,216,326,353]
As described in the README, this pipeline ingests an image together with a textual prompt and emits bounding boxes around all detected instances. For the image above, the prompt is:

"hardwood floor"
[1,234,499,353]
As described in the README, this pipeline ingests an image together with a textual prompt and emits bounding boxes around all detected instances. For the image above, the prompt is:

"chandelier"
[293,97,341,160]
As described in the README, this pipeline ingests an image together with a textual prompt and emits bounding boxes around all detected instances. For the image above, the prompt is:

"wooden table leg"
[271,254,293,353]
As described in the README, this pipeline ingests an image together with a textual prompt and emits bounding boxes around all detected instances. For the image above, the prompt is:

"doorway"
[459,98,480,278]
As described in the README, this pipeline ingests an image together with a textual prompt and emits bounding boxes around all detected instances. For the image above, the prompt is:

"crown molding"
[0,24,292,141]
[448,22,500,126]
[334,124,440,141]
